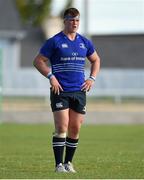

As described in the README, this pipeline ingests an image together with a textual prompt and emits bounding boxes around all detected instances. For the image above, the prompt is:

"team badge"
[79,43,85,49]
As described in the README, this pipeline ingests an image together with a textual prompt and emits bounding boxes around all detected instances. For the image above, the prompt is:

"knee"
[55,123,68,134]
[53,124,67,138]
[59,124,67,132]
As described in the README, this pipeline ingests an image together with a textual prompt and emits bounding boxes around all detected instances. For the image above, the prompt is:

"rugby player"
[33,7,100,173]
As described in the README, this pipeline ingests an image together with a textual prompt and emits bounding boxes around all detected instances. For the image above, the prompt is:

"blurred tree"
[59,0,73,18]
[15,0,74,38]
[15,0,52,26]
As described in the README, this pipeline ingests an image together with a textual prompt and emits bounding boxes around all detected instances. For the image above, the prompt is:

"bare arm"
[33,54,51,76]
[88,51,100,77]
[33,54,63,94]
[81,51,100,91]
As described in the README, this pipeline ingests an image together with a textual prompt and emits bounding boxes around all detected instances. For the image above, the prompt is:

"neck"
[63,30,76,41]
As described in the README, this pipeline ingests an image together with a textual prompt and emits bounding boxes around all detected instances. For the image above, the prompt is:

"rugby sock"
[52,137,65,166]
[64,137,79,163]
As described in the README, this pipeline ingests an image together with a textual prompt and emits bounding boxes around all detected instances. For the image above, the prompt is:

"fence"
[2,69,144,103]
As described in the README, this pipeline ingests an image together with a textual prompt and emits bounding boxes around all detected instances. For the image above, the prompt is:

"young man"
[33,8,100,173]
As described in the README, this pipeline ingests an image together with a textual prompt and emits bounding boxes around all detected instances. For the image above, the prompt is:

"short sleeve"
[86,40,95,57]
[39,38,55,59]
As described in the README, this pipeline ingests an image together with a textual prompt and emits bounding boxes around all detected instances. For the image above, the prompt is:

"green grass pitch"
[0,123,144,179]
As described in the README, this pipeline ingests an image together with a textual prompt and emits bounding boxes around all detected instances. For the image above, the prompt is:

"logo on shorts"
[56,102,63,108]
[83,106,86,112]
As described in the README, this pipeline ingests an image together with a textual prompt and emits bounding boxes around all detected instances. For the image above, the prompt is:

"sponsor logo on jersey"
[56,102,63,108]
[79,43,85,49]
[72,52,78,56]
[62,43,68,48]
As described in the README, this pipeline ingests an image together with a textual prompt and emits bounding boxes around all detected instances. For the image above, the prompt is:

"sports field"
[0,123,144,179]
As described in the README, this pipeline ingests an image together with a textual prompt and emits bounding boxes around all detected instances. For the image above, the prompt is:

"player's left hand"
[81,79,94,92]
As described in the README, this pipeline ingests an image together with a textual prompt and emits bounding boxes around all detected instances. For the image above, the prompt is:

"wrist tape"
[88,76,96,82]
[47,72,54,79]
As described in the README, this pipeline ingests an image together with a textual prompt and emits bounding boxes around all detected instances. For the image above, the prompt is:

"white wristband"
[47,72,54,79]
[88,76,96,82]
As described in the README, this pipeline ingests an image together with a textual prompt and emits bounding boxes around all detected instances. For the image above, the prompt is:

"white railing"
[1,69,144,103]
[2,87,144,105]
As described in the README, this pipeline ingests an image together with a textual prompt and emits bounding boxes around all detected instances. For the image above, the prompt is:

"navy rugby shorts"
[50,90,86,114]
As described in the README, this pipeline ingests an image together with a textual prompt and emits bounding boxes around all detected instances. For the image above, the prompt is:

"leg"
[64,109,84,165]
[67,91,86,139]
[52,109,69,167]
[53,109,69,134]
[68,109,84,139]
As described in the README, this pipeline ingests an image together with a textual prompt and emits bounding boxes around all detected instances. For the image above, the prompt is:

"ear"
[63,19,66,25]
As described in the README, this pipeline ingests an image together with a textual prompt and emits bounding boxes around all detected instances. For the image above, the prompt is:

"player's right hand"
[50,76,63,95]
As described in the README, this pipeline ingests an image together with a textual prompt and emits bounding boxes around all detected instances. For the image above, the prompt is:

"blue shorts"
[50,90,86,114]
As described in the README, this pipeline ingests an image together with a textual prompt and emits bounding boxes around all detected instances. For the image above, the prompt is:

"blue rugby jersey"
[40,31,95,92]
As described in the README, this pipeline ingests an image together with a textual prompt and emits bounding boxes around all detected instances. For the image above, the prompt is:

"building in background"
[0,0,144,99]
[78,0,144,99]
[0,0,47,96]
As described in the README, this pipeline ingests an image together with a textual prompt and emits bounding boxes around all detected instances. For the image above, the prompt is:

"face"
[64,16,80,33]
